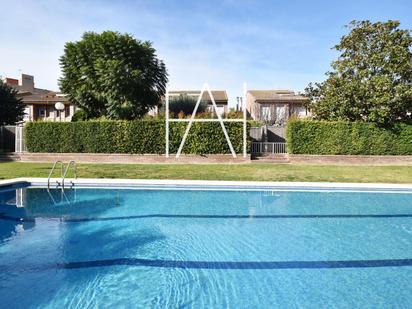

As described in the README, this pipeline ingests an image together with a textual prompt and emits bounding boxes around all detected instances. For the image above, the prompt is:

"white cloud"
[0,0,334,106]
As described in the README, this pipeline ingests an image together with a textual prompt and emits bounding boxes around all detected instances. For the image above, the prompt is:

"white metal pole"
[20,125,23,153]
[176,83,207,158]
[165,88,169,158]
[205,84,237,158]
[14,126,18,153]
[243,82,247,158]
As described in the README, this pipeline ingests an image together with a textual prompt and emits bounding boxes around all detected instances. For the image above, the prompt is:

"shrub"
[286,120,412,155]
[25,120,250,154]
[168,94,207,116]
[71,109,89,122]
[225,110,244,119]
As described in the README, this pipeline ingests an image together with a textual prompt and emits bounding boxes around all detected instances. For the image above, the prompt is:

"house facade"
[246,90,309,125]
[3,74,75,122]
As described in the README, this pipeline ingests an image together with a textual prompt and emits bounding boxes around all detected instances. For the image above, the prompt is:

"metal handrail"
[47,160,64,189]
[47,184,73,205]
[62,160,77,189]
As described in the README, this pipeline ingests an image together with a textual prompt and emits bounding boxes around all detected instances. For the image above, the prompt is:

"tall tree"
[59,31,168,120]
[306,20,412,126]
[0,80,25,125]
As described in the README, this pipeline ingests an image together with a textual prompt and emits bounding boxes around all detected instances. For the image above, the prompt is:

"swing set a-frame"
[165,83,247,159]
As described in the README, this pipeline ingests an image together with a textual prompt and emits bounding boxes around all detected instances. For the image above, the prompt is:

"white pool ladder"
[47,160,63,189]
[47,160,77,189]
[62,160,77,189]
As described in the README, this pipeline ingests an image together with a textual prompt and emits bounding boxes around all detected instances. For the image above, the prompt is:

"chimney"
[20,74,34,92]
[3,78,19,86]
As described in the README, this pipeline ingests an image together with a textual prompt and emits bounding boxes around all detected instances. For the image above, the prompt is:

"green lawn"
[1,162,411,183]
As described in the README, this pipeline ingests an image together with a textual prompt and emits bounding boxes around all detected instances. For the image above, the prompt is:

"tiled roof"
[168,90,228,103]
[17,89,70,104]
[248,90,308,103]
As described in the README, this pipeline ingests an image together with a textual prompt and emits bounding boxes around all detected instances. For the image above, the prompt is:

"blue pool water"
[0,186,411,308]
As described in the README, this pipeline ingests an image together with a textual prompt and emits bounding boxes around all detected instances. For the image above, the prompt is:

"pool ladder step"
[47,160,77,189]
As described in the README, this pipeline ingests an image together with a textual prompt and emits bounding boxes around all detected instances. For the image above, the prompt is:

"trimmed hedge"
[286,120,412,155]
[25,120,249,154]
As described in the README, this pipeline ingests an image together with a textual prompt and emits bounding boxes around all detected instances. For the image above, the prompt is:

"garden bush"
[286,120,412,155]
[25,120,249,154]
[168,94,207,116]
[71,110,89,122]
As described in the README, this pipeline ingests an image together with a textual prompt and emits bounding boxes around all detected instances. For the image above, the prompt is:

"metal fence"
[0,125,25,153]
[250,142,287,154]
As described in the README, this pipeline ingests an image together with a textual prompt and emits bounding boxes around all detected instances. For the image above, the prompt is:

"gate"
[250,142,287,155]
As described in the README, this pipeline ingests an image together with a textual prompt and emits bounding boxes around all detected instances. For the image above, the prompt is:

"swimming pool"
[0,180,411,308]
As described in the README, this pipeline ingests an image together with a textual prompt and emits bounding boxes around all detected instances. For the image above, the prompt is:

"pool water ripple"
[0,187,411,308]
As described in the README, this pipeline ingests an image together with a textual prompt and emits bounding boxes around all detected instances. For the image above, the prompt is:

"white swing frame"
[165,83,247,159]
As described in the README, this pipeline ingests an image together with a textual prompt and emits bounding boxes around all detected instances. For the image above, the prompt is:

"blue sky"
[0,0,411,105]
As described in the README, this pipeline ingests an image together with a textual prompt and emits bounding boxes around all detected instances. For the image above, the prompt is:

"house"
[150,90,229,116]
[246,90,309,125]
[2,74,75,122]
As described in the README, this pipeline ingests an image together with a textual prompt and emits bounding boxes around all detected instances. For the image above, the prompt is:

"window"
[261,105,271,122]
[23,107,30,120]
[38,107,46,117]
[296,106,307,118]
[65,106,70,117]
[275,106,286,124]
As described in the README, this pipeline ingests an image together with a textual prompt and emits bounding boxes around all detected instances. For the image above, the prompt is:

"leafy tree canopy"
[0,80,25,125]
[59,31,168,120]
[305,20,412,126]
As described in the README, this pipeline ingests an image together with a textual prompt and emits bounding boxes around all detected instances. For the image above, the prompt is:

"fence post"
[15,125,24,153]
[21,125,24,152]
[15,126,18,153]
[165,88,169,158]
[243,82,247,158]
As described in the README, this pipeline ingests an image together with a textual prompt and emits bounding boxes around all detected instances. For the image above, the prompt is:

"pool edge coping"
[1,178,412,191]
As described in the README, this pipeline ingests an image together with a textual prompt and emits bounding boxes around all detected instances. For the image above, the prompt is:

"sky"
[0,0,411,106]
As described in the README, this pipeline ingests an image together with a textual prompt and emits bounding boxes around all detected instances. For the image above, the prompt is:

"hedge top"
[286,120,412,155]
[25,120,248,154]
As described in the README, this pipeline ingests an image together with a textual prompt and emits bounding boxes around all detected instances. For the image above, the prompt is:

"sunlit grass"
[1,162,411,183]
